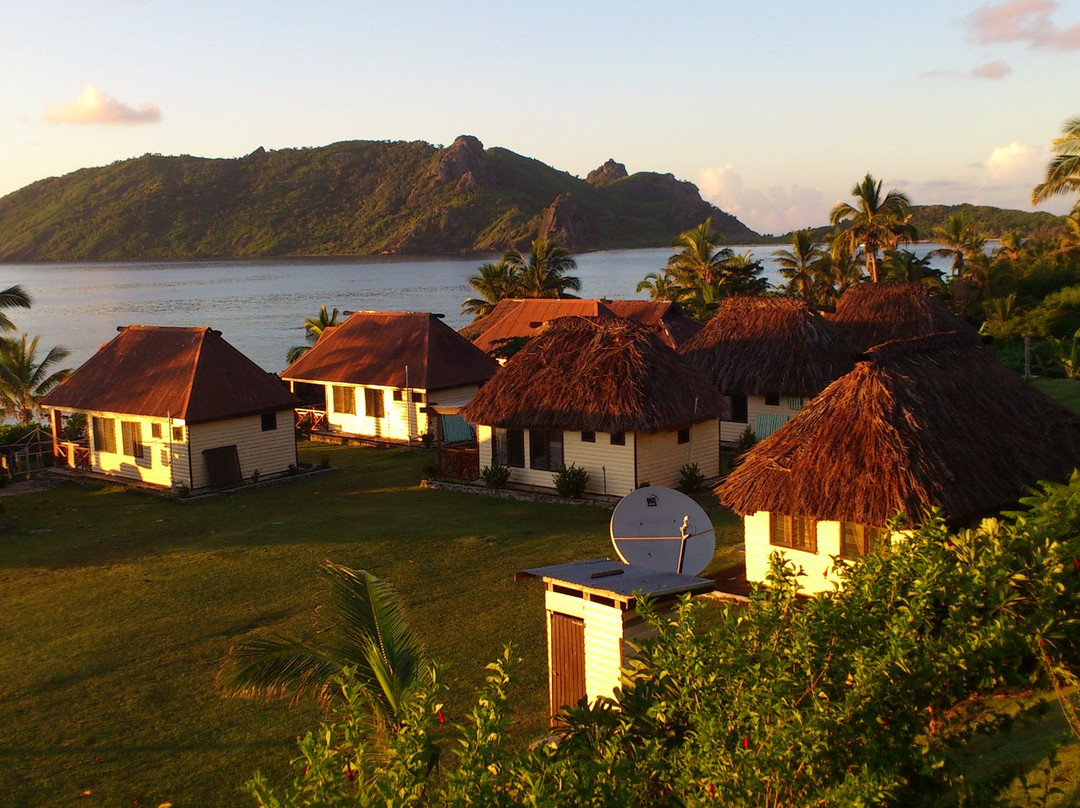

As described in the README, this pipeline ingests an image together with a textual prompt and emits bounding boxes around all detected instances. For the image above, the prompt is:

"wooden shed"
[41,325,301,490]
[461,316,725,497]
[519,558,713,721]
[718,331,1080,594]
[282,311,498,444]
[679,297,855,444]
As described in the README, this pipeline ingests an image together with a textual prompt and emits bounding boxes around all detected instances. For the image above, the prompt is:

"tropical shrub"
[479,460,510,489]
[734,425,756,458]
[552,463,590,498]
[675,462,706,494]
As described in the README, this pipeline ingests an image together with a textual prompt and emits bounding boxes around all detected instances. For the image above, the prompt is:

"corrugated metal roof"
[521,557,714,600]
[42,325,300,423]
[282,311,498,390]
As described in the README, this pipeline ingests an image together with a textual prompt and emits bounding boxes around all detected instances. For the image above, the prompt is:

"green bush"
[552,463,590,498]
[675,462,706,494]
[479,460,510,489]
[734,425,756,458]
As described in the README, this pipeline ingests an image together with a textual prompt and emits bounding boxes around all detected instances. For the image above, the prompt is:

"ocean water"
[0,244,952,373]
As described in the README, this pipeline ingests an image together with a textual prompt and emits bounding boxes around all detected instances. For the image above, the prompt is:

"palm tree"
[679,278,724,322]
[225,563,426,730]
[773,230,826,302]
[0,333,70,423]
[635,270,681,301]
[930,214,986,277]
[1032,116,1080,208]
[1057,211,1080,257]
[665,219,734,287]
[721,251,769,297]
[504,237,581,299]
[829,174,915,283]
[880,250,944,286]
[0,285,31,332]
[461,258,520,318]
[995,231,1026,261]
[286,305,340,365]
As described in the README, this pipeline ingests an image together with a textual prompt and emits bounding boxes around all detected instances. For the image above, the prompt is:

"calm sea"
[0,244,952,373]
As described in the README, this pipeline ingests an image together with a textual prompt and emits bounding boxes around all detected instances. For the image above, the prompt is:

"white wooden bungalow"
[41,325,301,490]
[282,311,499,444]
[680,297,856,445]
[461,316,725,497]
[718,332,1080,594]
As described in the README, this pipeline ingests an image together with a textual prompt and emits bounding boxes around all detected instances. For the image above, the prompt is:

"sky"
[2,0,1080,235]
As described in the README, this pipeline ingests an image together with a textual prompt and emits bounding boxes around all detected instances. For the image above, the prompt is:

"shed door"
[202,445,242,486]
[549,613,586,722]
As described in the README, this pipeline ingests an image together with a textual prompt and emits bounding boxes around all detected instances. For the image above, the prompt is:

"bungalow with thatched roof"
[282,311,499,444]
[461,298,702,358]
[461,316,725,497]
[718,331,1080,594]
[679,297,855,444]
[42,325,301,490]
[829,281,978,352]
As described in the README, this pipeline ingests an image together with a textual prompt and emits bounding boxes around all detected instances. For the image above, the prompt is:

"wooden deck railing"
[437,445,480,480]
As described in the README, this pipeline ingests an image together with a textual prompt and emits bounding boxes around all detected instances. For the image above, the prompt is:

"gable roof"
[830,281,978,352]
[461,316,725,433]
[42,325,300,423]
[679,296,856,397]
[461,298,702,354]
[718,331,1080,527]
[282,311,498,390]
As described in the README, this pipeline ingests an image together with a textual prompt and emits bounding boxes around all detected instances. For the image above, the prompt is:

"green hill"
[0,136,760,262]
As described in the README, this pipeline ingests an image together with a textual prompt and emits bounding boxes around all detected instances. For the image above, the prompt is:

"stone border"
[421,478,619,509]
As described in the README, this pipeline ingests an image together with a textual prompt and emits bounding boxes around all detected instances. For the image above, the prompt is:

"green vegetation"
[0,138,759,262]
[829,173,916,283]
[285,305,340,365]
[0,443,742,807]
[461,236,581,317]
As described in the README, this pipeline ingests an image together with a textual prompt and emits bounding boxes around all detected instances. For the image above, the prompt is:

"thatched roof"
[461,316,725,432]
[42,325,300,423]
[830,282,978,352]
[461,298,702,354]
[283,311,498,391]
[679,297,856,397]
[718,331,1080,527]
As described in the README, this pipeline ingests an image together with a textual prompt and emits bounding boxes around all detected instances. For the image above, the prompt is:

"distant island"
[0,136,760,262]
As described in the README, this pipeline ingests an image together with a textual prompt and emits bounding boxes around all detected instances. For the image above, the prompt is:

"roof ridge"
[180,327,212,418]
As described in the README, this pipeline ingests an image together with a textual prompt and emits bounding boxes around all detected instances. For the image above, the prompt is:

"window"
[92,417,116,453]
[764,393,780,407]
[788,396,805,411]
[151,423,162,439]
[724,394,748,423]
[412,391,425,403]
[332,385,356,415]
[769,513,817,553]
[261,412,277,431]
[393,390,403,402]
[529,429,564,471]
[677,427,690,445]
[610,431,626,446]
[581,431,596,443]
[172,426,185,442]
[493,427,525,468]
[365,388,385,418]
[120,421,144,459]
[840,523,888,559]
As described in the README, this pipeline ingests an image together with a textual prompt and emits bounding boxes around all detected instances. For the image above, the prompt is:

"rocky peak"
[408,135,494,204]
[586,159,628,187]
[538,193,592,251]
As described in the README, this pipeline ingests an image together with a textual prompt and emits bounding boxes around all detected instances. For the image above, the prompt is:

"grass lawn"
[0,442,742,807]
[1034,377,1080,416]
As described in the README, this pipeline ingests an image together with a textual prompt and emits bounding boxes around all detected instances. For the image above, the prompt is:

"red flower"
[742,737,749,749]
[345,764,356,782]
[1073,558,1079,573]
[708,783,715,796]
[437,709,445,725]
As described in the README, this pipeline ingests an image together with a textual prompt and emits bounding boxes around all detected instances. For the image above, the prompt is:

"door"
[202,444,242,487]
[549,612,586,723]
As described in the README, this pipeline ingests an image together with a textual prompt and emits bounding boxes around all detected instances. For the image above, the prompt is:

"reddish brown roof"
[830,282,979,352]
[718,331,1080,527]
[282,311,498,390]
[462,298,701,353]
[42,325,300,423]
[461,316,725,432]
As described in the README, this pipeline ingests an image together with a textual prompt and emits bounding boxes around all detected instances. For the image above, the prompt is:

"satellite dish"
[610,486,715,576]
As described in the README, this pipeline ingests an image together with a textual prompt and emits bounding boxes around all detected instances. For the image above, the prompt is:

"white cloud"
[971,59,1012,78]
[698,165,828,235]
[44,85,161,125]
[964,0,1080,51]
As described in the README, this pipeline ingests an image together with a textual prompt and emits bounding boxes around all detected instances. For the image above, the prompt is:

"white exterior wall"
[475,425,637,496]
[326,382,479,441]
[544,590,626,704]
[83,410,188,487]
[428,384,481,408]
[721,394,807,443]
[636,420,720,489]
[187,410,297,489]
